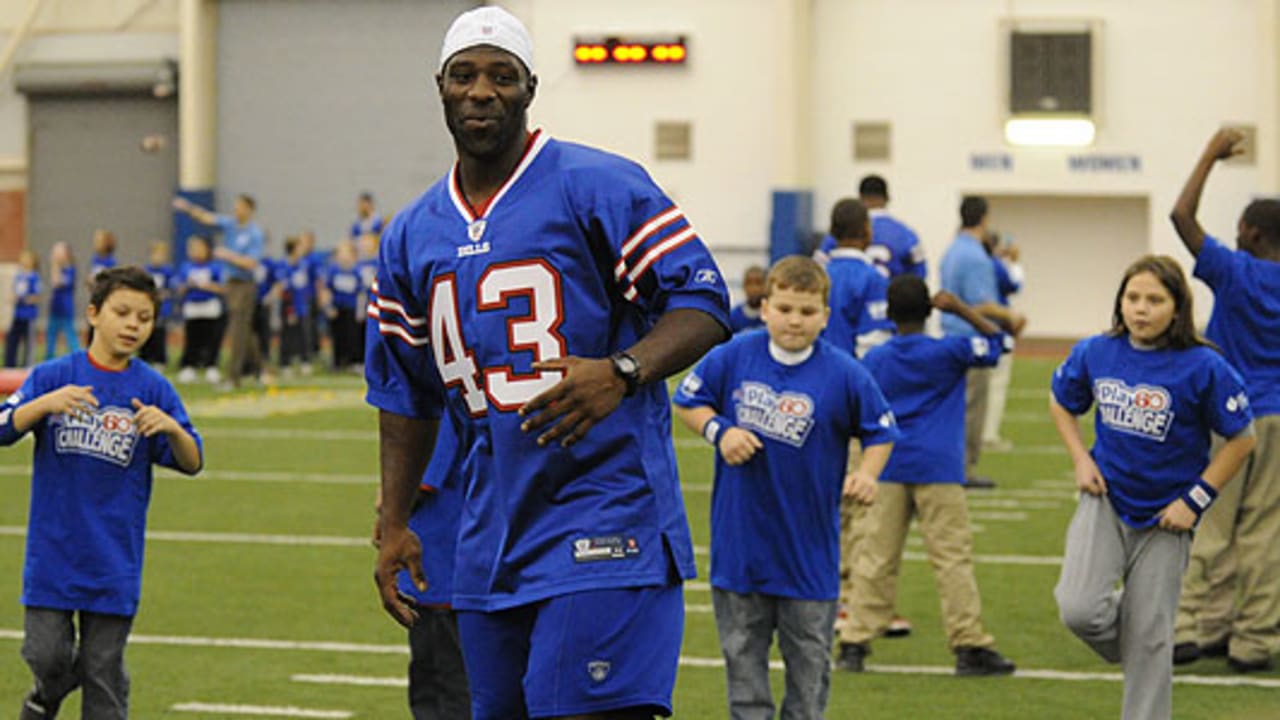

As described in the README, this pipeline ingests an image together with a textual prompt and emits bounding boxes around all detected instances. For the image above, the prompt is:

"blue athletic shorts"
[457,582,684,720]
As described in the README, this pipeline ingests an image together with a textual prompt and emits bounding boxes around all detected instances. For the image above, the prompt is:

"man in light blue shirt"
[939,196,1024,486]
[172,193,265,388]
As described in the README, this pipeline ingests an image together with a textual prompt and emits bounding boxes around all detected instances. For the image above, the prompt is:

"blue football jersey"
[813,211,924,279]
[177,261,224,319]
[673,333,897,601]
[728,303,765,334]
[1052,334,1253,528]
[49,266,76,318]
[0,352,202,616]
[325,265,363,311]
[145,263,176,319]
[1195,236,1280,416]
[89,254,117,281]
[863,332,1006,484]
[396,407,469,608]
[822,249,894,357]
[365,132,730,612]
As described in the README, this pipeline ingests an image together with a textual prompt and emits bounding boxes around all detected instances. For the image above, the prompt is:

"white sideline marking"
[0,465,372,486]
[968,511,1029,522]
[294,673,406,688]
[966,498,1060,509]
[6,628,1276,690]
[291,666,1280,690]
[1008,389,1050,399]
[172,702,352,718]
[1001,411,1052,423]
[0,526,369,548]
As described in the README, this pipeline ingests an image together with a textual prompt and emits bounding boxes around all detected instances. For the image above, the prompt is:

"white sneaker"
[177,367,197,383]
[205,367,222,384]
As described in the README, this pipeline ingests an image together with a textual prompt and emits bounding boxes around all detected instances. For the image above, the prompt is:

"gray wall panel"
[216,0,475,252]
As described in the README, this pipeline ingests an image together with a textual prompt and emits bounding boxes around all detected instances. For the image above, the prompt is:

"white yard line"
[0,526,369,548]
[198,427,376,441]
[0,465,372,485]
[5,628,1274,690]
[171,702,352,718]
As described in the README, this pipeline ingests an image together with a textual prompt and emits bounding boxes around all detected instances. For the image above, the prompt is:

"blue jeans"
[712,588,837,720]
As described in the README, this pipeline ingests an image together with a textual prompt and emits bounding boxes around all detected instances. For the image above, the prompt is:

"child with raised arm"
[2,266,204,720]
[673,255,897,719]
[1168,128,1280,672]
[837,275,1017,677]
[1051,255,1255,720]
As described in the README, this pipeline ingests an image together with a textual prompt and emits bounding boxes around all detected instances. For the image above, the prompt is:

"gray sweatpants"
[1054,494,1191,720]
[712,588,836,720]
[20,607,134,720]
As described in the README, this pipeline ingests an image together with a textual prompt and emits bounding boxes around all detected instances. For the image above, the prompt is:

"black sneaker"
[955,646,1016,676]
[835,642,869,673]
[1173,642,1200,665]
[1200,638,1229,658]
[1227,655,1275,674]
[965,475,998,490]
[884,615,913,638]
[20,692,55,720]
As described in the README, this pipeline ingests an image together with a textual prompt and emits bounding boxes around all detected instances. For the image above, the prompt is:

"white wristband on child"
[1181,478,1218,520]
[702,415,732,447]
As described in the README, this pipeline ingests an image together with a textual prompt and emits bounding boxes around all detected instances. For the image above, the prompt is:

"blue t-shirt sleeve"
[905,228,927,278]
[847,361,898,447]
[364,216,445,420]
[576,160,730,330]
[216,215,236,235]
[672,344,727,412]
[0,367,55,445]
[1052,339,1095,414]
[150,379,203,473]
[1192,235,1233,292]
[1202,353,1254,438]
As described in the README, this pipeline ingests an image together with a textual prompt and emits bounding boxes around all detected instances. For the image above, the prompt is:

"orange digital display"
[573,37,688,65]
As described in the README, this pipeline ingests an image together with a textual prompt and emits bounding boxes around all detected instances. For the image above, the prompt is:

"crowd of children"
[4,193,386,383]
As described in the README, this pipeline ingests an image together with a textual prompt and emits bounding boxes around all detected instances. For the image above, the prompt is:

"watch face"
[615,354,639,375]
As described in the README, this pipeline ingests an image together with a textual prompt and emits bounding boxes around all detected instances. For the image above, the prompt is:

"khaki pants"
[982,353,1014,443]
[840,483,994,650]
[223,278,261,386]
[1175,414,1280,663]
[965,367,991,475]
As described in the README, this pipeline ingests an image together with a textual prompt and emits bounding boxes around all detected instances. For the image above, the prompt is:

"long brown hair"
[1107,254,1216,351]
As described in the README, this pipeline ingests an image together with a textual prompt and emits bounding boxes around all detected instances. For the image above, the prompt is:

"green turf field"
[1,358,1277,718]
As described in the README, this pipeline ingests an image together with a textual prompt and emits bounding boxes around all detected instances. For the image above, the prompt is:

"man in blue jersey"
[813,175,925,279]
[673,255,897,719]
[939,196,1025,488]
[1170,128,1280,673]
[365,7,730,720]
[837,275,1016,676]
[2,267,204,720]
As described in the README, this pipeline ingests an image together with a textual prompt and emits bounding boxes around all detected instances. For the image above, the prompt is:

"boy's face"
[743,272,767,307]
[88,288,156,359]
[762,286,829,352]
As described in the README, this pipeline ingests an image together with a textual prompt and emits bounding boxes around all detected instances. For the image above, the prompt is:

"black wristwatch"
[610,351,641,397]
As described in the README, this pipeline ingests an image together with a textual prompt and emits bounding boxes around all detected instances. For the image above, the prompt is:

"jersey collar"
[448,129,549,223]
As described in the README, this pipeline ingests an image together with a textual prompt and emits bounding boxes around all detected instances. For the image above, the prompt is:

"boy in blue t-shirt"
[6,250,41,368]
[276,235,315,375]
[1051,255,1254,719]
[1169,128,1280,673]
[141,241,176,368]
[175,236,226,384]
[322,239,364,371]
[821,198,893,358]
[837,275,1017,677]
[2,266,203,720]
[727,265,766,334]
[673,255,897,719]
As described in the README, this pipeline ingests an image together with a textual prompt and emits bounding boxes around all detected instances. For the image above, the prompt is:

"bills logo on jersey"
[1094,378,1174,441]
[52,406,138,467]
[678,371,703,395]
[1225,392,1249,413]
[694,268,719,285]
[587,660,612,682]
[733,381,816,448]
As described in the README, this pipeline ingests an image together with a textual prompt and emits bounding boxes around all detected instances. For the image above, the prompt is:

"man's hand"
[1205,128,1246,163]
[931,290,961,314]
[1158,498,1197,532]
[519,357,623,447]
[171,197,192,213]
[843,470,878,505]
[374,525,426,628]
[719,427,763,466]
[1072,456,1107,496]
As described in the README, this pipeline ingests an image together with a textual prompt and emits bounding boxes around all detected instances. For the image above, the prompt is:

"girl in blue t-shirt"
[1049,255,1255,720]
[44,242,79,360]
[6,250,41,367]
